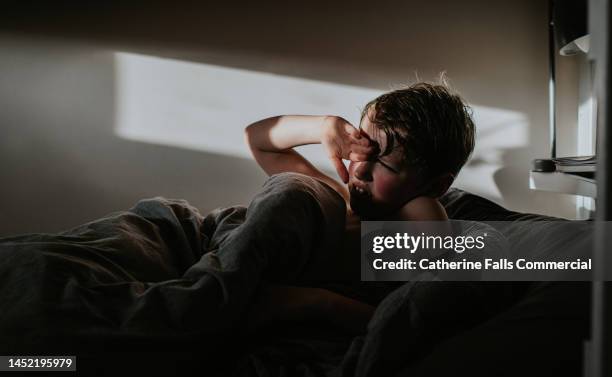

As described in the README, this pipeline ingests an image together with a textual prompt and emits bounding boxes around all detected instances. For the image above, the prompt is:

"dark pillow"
[402,188,591,377]
[440,187,567,221]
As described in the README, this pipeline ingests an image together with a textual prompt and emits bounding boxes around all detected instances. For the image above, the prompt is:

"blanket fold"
[0,172,346,346]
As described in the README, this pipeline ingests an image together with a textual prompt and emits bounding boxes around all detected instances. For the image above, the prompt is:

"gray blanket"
[0,172,348,336]
[0,172,519,376]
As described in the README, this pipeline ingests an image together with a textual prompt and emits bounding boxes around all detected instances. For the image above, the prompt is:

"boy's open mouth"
[353,185,367,195]
[349,182,370,196]
[349,183,373,215]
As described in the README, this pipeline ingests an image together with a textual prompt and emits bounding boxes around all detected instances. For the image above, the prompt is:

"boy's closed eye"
[376,158,399,173]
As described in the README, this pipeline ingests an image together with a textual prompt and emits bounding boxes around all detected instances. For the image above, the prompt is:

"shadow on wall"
[0,36,266,235]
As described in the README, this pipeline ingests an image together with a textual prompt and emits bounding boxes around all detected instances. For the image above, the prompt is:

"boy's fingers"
[358,127,369,138]
[350,144,378,155]
[350,135,379,150]
[345,124,361,139]
[350,145,380,161]
[350,135,369,146]
[349,152,370,162]
[331,157,349,183]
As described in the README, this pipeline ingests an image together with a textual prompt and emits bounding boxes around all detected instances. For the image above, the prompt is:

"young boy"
[243,81,476,333]
[245,81,475,223]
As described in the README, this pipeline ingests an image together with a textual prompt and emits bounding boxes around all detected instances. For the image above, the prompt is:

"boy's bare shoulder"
[309,174,349,203]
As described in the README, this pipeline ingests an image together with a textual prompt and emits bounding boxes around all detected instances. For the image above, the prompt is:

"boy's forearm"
[245,115,329,152]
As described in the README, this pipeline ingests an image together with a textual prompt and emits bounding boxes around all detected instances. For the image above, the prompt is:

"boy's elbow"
[244,125,256,151]
[244,119,265,140]
[244,123,254,136]
[244,116,281,150]
[244,123,258,145]
[244,118,274,148]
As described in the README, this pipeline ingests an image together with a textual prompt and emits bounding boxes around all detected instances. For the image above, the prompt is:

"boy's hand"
[321,116,379,183]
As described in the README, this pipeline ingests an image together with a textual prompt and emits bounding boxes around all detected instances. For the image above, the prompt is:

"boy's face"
[347,110,428,219]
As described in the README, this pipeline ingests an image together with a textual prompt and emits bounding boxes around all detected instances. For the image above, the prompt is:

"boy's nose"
[354,161,374,182]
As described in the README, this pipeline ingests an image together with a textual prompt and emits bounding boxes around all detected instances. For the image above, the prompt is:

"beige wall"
[0,0,582,235]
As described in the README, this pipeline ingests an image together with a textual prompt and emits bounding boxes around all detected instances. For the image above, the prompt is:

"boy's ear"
[422,172,454,198]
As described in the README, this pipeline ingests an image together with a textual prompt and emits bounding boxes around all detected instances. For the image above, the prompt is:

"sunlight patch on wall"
[113,52,527,200]
[113,52,382,173]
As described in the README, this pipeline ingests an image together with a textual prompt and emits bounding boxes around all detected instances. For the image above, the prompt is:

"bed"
[0,172,591,376]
